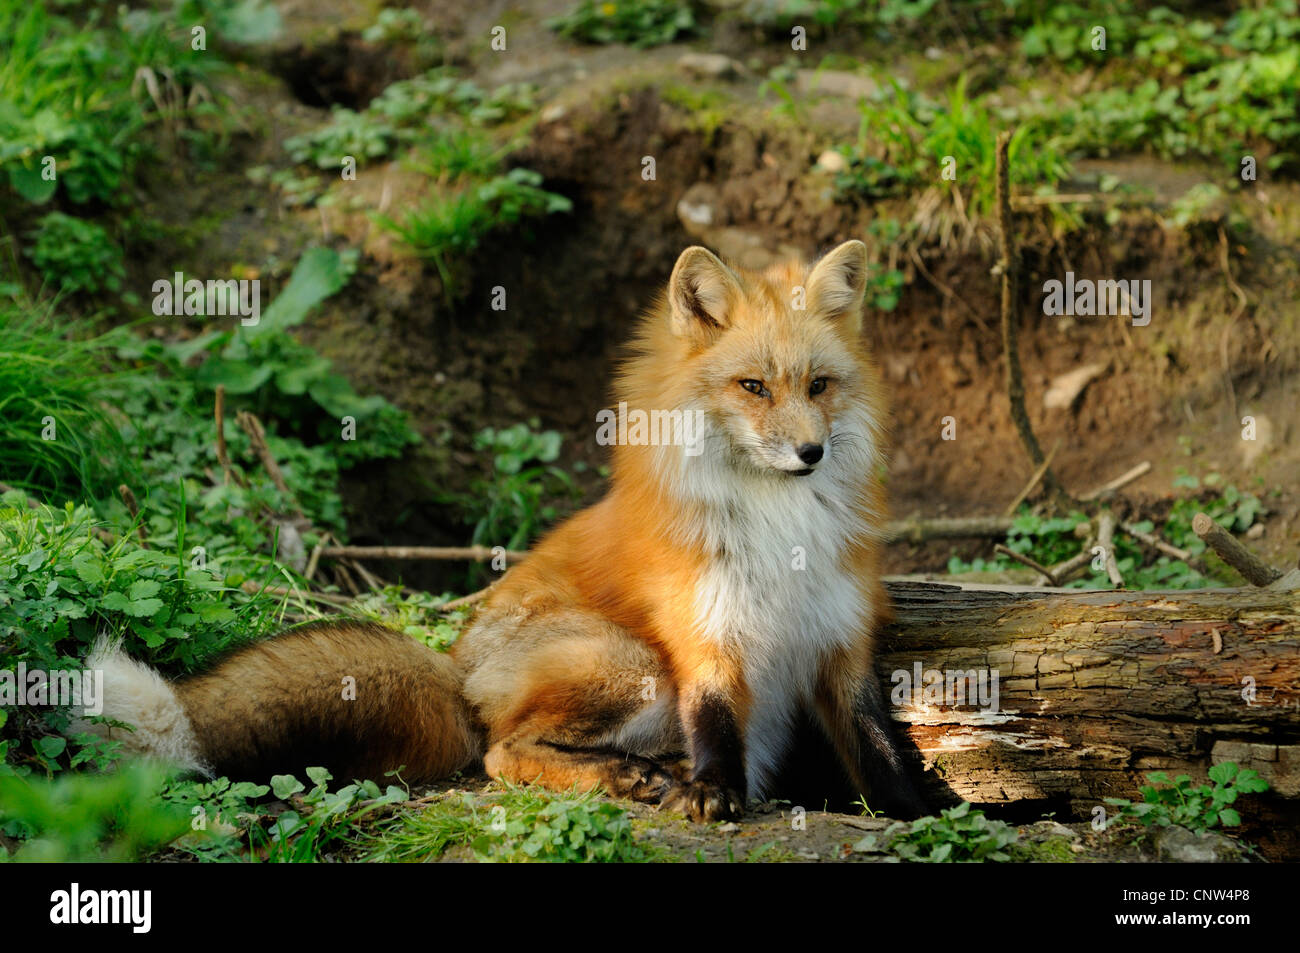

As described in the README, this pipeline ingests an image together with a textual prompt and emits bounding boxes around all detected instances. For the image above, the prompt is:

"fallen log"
[877,580,1300,821]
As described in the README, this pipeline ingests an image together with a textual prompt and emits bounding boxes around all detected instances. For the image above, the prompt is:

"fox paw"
[660,779,743,823]
[611,758,677,803]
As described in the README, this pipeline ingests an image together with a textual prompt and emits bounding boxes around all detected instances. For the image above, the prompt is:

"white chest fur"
[685,467,872,798]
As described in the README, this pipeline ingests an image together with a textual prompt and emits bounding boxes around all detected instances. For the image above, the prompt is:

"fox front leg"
[660,685,747,823]
[816,653,929,820]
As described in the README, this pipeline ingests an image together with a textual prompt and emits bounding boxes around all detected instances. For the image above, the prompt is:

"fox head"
[617,240,884,484]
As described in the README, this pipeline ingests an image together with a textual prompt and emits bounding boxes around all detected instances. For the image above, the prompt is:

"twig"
[908,246,988,332]
[1010,193,1102,207]
[1120,520,1211,575]
[1192,512,1282,587]
[118,485,150,549]
[439,587,492,611]
[994,543,1059,586]
[321,544,528,564]
[1040,542,1095,586]
[996,129,1071,513]
[213,385,244,488]
[346,557,385,592]
[1096,511,1124,588]
[1080,461,1151,501]
[333,559,361,596]
[235,410,304,518]
[1002,438,1062,517]
[304,535,327,582]
[241,581,354,605]
[884,516,1014,543]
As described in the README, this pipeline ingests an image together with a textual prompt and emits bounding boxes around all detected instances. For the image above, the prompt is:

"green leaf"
[1207,761,1238,785]
[271,774,305,799]
[100,591,132,612]
[195,358,274,394]
[124,597,165,618]
[128,579,162,600]
[215,0,283,45]
[37,736,67,759]
[1218,808,1241,827]
[9,165,58,204]
[249,247,351,334]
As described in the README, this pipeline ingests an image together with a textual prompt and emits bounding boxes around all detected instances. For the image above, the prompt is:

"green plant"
[284,107,399,168]
[1105,762,1269,832]
[365,782,655,862]
[447,421,578,551]
[946,477,1264,591]
[865,264,905,311]
[548,0,699,48]
[483,790,650,862]
[0,1,229,207]
[257,769,407,862]
[380,169,571,297]
[0,761,190,861]
[170,246,419,464]
[362,7,424,43]
[0,308,135,499]
[847,76,1070,216]
[884,801,1018,862]
[23,213,126,296]
[284,69,537,172]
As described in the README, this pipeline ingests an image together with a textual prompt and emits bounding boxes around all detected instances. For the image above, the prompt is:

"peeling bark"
[877,580,1300,813]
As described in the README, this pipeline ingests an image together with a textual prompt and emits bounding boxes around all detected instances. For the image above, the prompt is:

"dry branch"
[1121,520,1210,576]
[1081,461,1151,501]
[240,581,353,605]
[321,544,528,564]
[1096,510,1124,588]
[1040,542,1095,587]
[1002,438,1062,517]
[1193,512,1283,587]
[118,485,149,549]
[993,543,1058,585]
[883,516,1013,543]
[235,410,303,518]
[995,129,1071,512]
[213,385,243,488]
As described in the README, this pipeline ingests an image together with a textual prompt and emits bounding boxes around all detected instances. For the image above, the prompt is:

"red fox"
[88,240,926,822]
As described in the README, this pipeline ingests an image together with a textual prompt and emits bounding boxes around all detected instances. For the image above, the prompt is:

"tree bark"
[877,580,1300,815]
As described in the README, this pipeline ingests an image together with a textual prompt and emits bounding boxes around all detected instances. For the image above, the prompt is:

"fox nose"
[796,443,824,465]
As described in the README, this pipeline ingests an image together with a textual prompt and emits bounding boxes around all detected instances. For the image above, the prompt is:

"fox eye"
[809,377,828,396]
[739,379,767,397]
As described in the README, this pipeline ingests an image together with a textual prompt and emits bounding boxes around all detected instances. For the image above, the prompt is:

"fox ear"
[806,240,869,333]
[668,246,741,343]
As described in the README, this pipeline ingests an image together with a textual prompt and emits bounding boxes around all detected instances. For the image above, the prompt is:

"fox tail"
[82,620,481,783]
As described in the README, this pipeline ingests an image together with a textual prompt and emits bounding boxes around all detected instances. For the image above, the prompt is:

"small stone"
[815,149,847,174]
[716,822,740,833]
[1043,362,1108,410]
[678,52,742,80]
[1246,523,1264,539]
[1153,826,1248,863]
[795,69,877,100]
[540,104,567,123]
